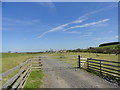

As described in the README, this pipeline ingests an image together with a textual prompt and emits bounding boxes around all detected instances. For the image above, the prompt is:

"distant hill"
[94,43,120,54]
[97,44,120,50]
[99,42,120,47]
[86,42,120,54]
[67,42,120,54]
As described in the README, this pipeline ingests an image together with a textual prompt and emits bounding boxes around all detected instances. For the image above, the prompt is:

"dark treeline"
[99,42,120,47]
[66,44,120,55]
[7,42,120,55]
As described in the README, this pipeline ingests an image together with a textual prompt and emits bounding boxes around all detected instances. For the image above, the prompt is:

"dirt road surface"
[41,56,119,88]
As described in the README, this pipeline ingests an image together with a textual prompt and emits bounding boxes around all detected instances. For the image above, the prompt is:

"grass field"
[46,52,119,67]
[2,52,118,72]
[1,52,119,87]
[1,53,45,86]
[96,44,120,49]
[24,71,44,88]
[47,52,119,82]
[2,53,45,73]
[0,53,2,74]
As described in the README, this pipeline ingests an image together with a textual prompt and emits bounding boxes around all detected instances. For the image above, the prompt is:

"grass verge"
[84,68,120,85]
[1,53,45,86]
[49,52,119,85]
[24,71,44,88]
[2,53,45,73]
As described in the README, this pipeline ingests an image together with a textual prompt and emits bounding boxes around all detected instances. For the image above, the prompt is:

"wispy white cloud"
[2,27,15,31]
[37,3,117,38]
[48,23,70,32]
[3,17,40,26]
[80,32,93,37]
[37,23,71,38]
[78,3,118,20]
[37,0,57,12]
[63,19,110,31]
[71,19,83,24]
[37,32,48,38]
[108,30,113,33]
[64,31,82,34]
[37,19,84,38]
[93,35,118,41]
[90,23,109,28]
[114,35,118,39]
[46,19,84,33]
[38,2,56,9]
[37,18,109,38]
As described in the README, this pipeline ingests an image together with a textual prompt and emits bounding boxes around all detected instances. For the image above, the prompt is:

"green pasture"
[48,52,119,82]
[1,52,119,87]
[47,52,118,61]
[2,53,45,73]
[96,44,120,49]
[47,52,119,67]
[1,53,45,87]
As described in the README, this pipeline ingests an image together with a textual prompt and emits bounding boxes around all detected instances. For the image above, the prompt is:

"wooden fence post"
[19,66,24,88]
[87,58,89,69]
[100,60,102,74]
[78,55,81,68]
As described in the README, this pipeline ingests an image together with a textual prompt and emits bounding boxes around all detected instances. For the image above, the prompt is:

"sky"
[2,2,118,52]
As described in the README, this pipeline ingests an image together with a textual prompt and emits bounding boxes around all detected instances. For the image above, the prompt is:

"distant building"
[8,51,11,53]
[58,50,67,53]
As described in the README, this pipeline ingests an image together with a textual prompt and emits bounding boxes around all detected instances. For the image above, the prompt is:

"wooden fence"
[78,55,120,79]
[0,56,42,89]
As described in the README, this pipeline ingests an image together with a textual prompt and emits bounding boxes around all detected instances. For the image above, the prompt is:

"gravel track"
[41,56,119,88]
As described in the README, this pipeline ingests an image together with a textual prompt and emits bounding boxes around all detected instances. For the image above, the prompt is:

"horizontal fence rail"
[78,55,120,80]
[0,57,42,89]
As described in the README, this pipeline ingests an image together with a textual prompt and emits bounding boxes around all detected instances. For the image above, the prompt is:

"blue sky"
[2,2,118,52]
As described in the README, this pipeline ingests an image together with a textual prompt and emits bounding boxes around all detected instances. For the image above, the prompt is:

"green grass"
[47,52,118,61]
[1,53,45,86]
[47,52,119,67]
[0,53,2,74]
[24,71,44,88]
[47,52,119,83]
[2,53,45,73]
[1,52,119,87]
[96,44,120,50]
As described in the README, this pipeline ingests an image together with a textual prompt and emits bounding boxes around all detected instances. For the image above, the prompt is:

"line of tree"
[99,42,120,47]
[66,44,120,55]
